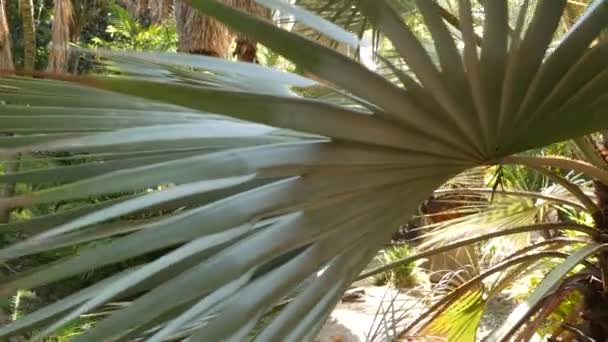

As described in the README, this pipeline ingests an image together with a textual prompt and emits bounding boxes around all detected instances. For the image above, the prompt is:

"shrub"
[375,245,418,289]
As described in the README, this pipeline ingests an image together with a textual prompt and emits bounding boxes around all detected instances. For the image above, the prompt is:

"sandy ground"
[316,286,422,342]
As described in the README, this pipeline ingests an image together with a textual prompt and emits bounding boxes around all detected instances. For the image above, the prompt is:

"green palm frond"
[369,154,606,338]
[0,0,606,340]
[573,133,608,170]
[423,289,485,341]
[420,166,597,260]
[489,244,608,340]
[420,194,539,251]
[292,0,385,53]
[366,266,478,342]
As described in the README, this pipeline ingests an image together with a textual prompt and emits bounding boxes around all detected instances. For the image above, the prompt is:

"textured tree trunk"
[121,0,138,18]
[47,0,73,73]
[175,0,272,60]
[175,0,235,57]
[0,0,13,70]
[231,0,271,62]
[149,0,171,23]
[121,0,149,20]
[135,0,149,19]
[19,0,36,71]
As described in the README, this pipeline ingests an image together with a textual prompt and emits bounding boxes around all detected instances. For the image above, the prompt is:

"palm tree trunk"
[120,0,138,18]
[0,0,13,70]
[135,0,149,19]
[19,0,35,71]
[231,0,271,62]
[121,0,151,22]
[175,0,272,60]
[175,0,234,57]
[47,0,73,73]
[149,0,171,23]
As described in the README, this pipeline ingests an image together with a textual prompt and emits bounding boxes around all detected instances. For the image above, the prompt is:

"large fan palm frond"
[0,0,607,340]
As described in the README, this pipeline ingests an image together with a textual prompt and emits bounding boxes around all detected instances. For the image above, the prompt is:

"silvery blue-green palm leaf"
[0,0,606,340]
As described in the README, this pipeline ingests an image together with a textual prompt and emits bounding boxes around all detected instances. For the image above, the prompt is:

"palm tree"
[0,0,606,340]
[231,0,271,62]
[69,0,105,42]
[19,0,35,71]
[0,0,13,70]
[175,0,233,56]
[120,0,142,19]
[47,0,74,73]
[361,136,608,340]
[149,0,171,23]
[175,0,271,59]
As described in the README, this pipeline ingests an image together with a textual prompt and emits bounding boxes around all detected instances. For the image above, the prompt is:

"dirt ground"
[316,286,421,342]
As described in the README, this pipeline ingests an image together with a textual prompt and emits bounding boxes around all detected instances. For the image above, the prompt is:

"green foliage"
[88,2,177,51]
[424,289,485,342]
[5,0,111,70]
[375,245,418,288]
[537,290,581,338]
[6,0,53,69]
[404,149,608,340]
[257,45,297,72]
[47,317,94,341]
[486,164,547,192]
[10,290,35,321]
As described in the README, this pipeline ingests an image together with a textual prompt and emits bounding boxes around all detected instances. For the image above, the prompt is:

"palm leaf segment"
[0,0,607,340]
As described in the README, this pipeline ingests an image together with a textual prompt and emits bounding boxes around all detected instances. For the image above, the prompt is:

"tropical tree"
[121,0,146,19]
[88,2,177,51]
[18,0,35,71]
[149,0,171,23]
[0,0,606,341]
[231,0,271,62]
[0,0,12,70]
[175,0,271,60]
[69,0,108,42]
[136,0,150,19]
[361,135,608,340]
[47,0,74,73]
[368,156,606,340]
[174,0,233,56]
[123,0,171,24]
